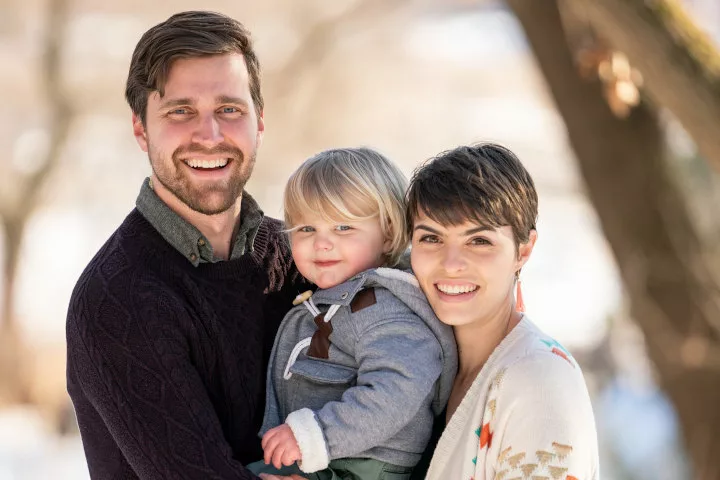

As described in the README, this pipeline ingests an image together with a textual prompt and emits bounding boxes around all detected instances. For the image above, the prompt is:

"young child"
[250,148,457,480]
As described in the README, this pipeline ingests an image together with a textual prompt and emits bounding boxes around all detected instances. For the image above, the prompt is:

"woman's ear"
[516,229,538,270]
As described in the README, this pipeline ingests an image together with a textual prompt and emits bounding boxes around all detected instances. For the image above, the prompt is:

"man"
[66,11,306,479]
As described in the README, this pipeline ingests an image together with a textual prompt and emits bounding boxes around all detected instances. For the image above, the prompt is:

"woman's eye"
[470,237,491,246]
[418,234,440,244]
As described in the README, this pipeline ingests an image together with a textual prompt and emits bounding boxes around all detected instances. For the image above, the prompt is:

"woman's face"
[410,211,536,327]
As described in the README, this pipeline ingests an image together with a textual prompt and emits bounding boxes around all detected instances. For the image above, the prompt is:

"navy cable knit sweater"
[66,209,305,479]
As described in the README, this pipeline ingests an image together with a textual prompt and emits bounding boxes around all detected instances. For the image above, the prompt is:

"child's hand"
[261,424,302,469]
[258,475,307,480]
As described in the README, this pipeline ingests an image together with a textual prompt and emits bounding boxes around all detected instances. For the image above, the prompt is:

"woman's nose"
[441,245,467,273]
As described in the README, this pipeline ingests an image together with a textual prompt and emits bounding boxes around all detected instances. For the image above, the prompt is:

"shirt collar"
[135,177,264,266]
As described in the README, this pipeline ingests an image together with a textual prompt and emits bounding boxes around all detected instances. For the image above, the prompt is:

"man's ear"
[132,112,149,153]
[256,109,265,148]
[516,229,538,270]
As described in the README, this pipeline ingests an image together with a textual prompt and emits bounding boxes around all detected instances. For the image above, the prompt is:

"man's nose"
[192,114,223,147]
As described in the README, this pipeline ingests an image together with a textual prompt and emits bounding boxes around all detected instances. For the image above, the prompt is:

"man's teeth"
[436,284,478,295]
[186,158,228,169]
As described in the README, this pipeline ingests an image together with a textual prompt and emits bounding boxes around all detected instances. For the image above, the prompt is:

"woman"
[406,144,599,480]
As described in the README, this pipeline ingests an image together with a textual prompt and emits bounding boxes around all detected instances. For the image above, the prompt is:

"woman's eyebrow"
[413,224,492,235]
[464,226,492,235]
[413,224,440,234]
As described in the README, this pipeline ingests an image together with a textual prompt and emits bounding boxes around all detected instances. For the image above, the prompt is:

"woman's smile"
[434,282,479,302]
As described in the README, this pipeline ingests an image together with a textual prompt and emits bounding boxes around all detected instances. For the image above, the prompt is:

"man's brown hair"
[406,143,538,248]
[125,11,263,123]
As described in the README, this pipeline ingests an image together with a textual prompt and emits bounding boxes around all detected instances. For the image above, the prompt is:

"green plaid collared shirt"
[135,178,264,266]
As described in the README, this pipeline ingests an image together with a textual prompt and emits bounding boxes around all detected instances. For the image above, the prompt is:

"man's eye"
[221,107,239,114]
[170,108,187,115]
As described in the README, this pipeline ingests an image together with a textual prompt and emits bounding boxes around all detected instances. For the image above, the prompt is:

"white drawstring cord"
[284,294,341,379]
[305,297,321,317]
[325,304,341,322]
[283,337,312,380]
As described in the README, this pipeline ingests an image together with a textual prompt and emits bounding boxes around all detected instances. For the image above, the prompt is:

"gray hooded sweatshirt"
[260,267,458,473]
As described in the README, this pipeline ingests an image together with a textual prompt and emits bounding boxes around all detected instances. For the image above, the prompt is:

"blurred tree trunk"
[565,0,720,172]
[0,0,72,405]
[507,1,720,478]
[0,218,26,404]
[255,0,408,187]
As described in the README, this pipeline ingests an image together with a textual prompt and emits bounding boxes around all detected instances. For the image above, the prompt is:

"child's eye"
[418,234,440,244]
[335,225,352,232]
[298,226,315,233]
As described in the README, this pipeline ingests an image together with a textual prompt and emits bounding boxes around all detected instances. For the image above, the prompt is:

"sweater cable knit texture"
[66,210,303,479]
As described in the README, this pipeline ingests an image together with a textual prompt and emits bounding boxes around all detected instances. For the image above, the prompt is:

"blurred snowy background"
[3,0,720,478]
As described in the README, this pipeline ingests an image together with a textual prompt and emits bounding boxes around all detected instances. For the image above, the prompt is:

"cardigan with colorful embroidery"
[425,316,599,480]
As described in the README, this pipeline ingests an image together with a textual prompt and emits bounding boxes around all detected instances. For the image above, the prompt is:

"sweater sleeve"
[287,318,443,470]
[66,277,259,480]
[483,353,600,480]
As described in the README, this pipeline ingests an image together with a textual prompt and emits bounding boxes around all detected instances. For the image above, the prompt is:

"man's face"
[132,53,264,215]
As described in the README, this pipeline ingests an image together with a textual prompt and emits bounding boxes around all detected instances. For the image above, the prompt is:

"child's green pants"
[247,457,413,480]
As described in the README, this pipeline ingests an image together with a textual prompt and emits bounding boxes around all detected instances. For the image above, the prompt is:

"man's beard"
[149,142,256,216]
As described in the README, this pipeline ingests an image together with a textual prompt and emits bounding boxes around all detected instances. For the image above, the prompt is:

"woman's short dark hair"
[406,143,538,247]
[125,11,263,124]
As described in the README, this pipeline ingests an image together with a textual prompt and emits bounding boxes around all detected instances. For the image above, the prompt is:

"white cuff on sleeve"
[285,408,330,473]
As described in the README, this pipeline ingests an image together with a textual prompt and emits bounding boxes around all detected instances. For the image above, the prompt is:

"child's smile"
[290,214,390,289]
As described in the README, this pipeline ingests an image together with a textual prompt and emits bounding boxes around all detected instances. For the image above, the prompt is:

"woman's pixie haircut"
[406,143,538,247]
[284,147,409,267]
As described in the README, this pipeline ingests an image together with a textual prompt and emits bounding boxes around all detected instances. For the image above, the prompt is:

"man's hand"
[261,424,302,469]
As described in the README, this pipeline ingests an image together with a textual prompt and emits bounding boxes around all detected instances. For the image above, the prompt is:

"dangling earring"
[515,271,525,313]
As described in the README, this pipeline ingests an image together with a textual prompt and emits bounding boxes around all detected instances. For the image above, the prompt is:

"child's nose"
[314,236,334,251]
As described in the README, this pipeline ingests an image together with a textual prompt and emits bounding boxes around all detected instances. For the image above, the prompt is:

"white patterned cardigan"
[426,316,600,480]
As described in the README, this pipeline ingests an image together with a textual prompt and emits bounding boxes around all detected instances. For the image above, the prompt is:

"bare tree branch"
[0,0,73,223]
[20,0,73,219]
[508,1,720,475]
[265,0,407,101]
[565,0,720,171]
[0,0,73,405]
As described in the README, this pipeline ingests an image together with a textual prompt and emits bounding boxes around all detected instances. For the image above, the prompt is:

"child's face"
[290,213,390,289]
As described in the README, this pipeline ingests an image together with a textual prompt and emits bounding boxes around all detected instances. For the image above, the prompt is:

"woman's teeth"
[436,284,477,295]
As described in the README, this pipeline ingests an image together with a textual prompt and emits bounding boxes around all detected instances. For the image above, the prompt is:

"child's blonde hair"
[284,147,409,267]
